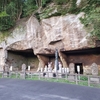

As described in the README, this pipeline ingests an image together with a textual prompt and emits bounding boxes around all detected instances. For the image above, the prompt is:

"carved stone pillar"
[59,51,68,68]
[37,55,49,71]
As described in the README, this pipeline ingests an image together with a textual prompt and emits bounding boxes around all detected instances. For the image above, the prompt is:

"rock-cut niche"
[7,49,39,71]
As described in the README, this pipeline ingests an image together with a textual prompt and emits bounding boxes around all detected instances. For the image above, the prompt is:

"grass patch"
[78,81,88,86]
[10,73,20,79]
[0,73,2,78]
[26,74,39,80]
[90,83,100,88]
[79,76,88,81]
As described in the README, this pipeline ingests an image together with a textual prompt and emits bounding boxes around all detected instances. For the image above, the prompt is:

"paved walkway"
[0,78,100,100]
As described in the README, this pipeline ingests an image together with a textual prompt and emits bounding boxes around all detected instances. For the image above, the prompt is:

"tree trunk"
[17,6,22,20]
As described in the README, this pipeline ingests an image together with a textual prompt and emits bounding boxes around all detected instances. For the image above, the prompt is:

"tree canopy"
[0,0,51,31]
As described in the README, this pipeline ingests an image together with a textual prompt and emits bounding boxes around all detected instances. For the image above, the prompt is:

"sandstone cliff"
[0,13,95,72]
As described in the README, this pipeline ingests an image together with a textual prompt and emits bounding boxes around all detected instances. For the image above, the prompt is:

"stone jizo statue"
[48,62,52,72]
[66,68,69,73]
[10,66,13,71]
[40,68,43,72]
[28,66,30,71]
[21,63,26,72]
[91,63,98,76]
[44,65,47,72]
[58,62,62,73]
[69,63,75,74]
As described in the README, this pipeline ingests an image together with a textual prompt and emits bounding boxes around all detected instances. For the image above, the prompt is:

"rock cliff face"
[41,12,89,52]
[1,12,91,54]
[0,13,95,72]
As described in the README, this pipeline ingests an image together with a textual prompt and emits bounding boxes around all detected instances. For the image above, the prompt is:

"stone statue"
[66,67,69,73]
[58,62,62,73]
[44,65,47,72]
[20,63,26,79]
[10,66,13,71]
[91,63,98,76]
[28,65,30,71]
[48,62,52,72]
[40,68,43,72]
[69,63,75,74]
[21,63,26,72]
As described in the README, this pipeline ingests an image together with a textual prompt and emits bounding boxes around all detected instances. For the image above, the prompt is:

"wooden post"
[47,72,49,80]
[78,73,80,83]
[56,72,58,80]
[66,72,67,80]
[2,71,4,78]
[31,72,32,79]
[16,72,17,78]
[39,71,40,80]
[88,75,90,86]
[75,74,78,85]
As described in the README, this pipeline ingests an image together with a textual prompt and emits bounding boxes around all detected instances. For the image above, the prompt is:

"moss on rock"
[0,31,10,43]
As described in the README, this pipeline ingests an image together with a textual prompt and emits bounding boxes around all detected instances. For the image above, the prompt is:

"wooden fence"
[0,71,100,87]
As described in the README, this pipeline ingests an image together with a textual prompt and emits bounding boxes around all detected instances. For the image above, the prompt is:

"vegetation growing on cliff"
[0,0,100,39]
[79,0,100,39]
[0,31,10,43]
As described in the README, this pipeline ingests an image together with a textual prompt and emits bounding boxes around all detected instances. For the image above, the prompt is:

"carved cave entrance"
[7,49,39,71]
[62,47,100,74]
[42,54,55,67]
[38,53,60,69]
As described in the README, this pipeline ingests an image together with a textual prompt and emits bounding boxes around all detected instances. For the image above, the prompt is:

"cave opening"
[7,49,39,71]
[62,47,100,55]
[38,53,60,69]
[75,63,83,74]
[61,47,100,74]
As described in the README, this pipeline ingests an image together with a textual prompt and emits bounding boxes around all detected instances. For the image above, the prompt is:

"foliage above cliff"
[0,0,100,39]
[79,0,100,39]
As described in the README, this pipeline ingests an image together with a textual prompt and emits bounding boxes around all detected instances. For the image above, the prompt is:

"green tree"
[80,0,100,39]
[0,0,24,31]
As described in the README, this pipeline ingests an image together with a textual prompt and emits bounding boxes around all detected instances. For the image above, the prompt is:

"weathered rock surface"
[0,13,94,71]
[0,12,92,54]
[41,12,89,52]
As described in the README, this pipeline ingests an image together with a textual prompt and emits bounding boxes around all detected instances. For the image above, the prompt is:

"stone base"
[49,73,53,78]
[20,72,26,79]
[68,75,75,81]
[90,77,99,83]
